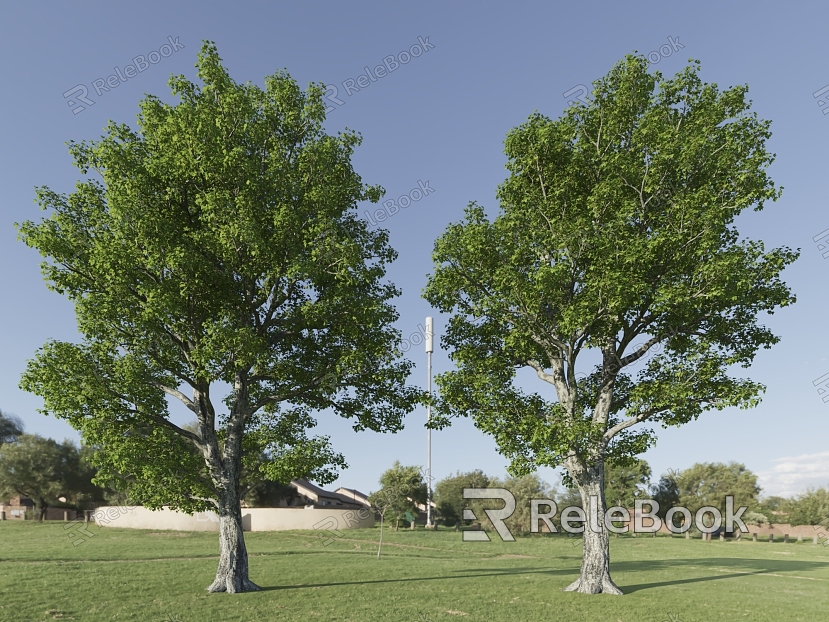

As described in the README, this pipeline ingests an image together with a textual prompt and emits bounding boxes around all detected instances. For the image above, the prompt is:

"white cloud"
[757,451,829,497]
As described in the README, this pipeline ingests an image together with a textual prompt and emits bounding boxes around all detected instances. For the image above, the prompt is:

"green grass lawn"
[1,522,828,621]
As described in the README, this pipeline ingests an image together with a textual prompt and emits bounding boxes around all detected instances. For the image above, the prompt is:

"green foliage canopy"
[604,458,651,508]
[674,461,761,516]
[424,54,797,480]
[434,469,491,524]
[368,461,426,529]
[17,41,421,516]
[0,434,81,519]
[787,486,829,527]
[0,410,24,448]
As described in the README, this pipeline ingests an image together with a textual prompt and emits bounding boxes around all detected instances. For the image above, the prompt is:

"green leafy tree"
[754,495,791,523]
[557,484,584,510]
[368,462,425,558]
[490,473,555,535]
[756,495,790,513]
[434,471,556,534]
[176,419,298,508]
[0,410,24,448]
[674,462,761,518]
[63,444,111,509]
[243,479,298,508]
[18,42,420,592]
[649,470,681,521]
[434,469,491,525]
[742,511,768,526]
[787,486,829,527]
[423,54,797,594]
[0,434,77,521]
[604,458,651,509]
[369,461,426,530]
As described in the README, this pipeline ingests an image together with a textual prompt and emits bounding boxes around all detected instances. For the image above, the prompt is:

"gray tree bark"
[206,487,260,593]
[200,380,260,593]
[563,461,623,595]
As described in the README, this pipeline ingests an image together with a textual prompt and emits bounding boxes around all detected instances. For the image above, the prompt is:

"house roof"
[334,487,370,504]
[412,499,436,512]
[290,479,366,508]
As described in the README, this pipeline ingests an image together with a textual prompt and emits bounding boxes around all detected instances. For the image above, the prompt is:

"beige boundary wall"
[93,505,374,533]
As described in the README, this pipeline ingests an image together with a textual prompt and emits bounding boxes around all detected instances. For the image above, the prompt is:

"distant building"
[333,486,370,507]
[1,480,372,525]
[0,495,34,519]
[91,479,375,532]
[290,479,369,509]
[0,495,80,521]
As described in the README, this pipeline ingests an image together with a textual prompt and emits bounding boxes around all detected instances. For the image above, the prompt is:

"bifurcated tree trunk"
[206,486,260,593]
[563,460,623,595]
[199,379,261,593]
[203,398,259,593]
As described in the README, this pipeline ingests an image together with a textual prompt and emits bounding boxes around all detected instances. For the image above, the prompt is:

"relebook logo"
[461,488,749,542]
[62,36,186,115]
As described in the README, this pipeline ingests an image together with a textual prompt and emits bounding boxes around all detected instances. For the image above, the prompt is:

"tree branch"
[601,407,660,444]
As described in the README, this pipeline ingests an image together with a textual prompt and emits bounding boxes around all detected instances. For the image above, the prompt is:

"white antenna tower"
[425,316,434,529]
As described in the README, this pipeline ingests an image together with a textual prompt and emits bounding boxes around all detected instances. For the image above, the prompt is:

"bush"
[743,511,768,526]
[787,486,829,526]
[434,470,490,525]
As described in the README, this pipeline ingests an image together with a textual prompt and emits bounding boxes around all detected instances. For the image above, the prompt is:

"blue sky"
[1,0,828,499]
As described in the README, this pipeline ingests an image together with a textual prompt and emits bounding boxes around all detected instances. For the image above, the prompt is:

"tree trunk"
[206,489,260,593]
[563,461,623,595]
[376,514,384,559]
[37,501,48,522]
[195,379,262,593]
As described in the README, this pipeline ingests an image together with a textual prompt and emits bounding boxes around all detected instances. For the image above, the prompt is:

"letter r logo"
[62,84,94,115]
[462,488,516,542]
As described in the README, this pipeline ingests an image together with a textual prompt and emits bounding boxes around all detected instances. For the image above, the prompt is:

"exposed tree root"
[563,575,624,595]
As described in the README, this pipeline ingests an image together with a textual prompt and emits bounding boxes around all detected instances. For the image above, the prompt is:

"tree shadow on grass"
[258,566,572,591]
[256,557,829,594]
[612,557,829,594]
